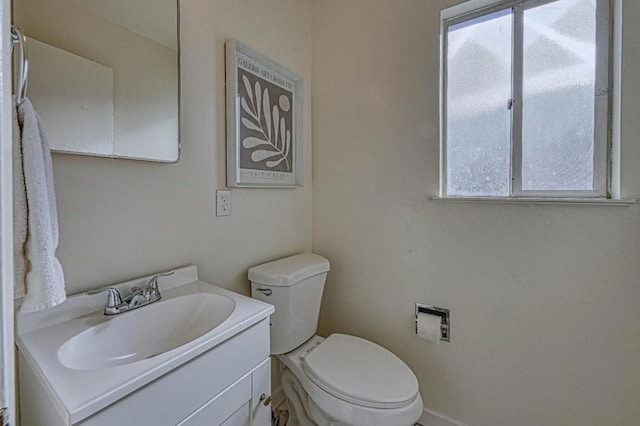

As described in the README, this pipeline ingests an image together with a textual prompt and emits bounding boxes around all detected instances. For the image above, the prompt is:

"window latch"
[507,98,515,110]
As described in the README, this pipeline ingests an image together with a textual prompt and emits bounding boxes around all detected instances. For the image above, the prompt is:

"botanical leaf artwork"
[238,68,293,173]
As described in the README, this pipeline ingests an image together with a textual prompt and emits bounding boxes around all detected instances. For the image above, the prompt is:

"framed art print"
[225,40,304,187]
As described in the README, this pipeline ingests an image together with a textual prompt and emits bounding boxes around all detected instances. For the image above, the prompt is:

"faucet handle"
[86,287,124,308]
[146,270,175,291]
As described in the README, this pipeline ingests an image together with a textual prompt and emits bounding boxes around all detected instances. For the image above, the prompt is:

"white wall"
[311,1,640,425]
[45,0,312,296]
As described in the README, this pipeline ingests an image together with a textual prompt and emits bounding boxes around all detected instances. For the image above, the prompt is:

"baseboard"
[418,407,468,426]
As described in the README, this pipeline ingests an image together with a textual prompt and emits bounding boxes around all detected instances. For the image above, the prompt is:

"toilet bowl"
[249,254,423,426]
[278,334,423,426]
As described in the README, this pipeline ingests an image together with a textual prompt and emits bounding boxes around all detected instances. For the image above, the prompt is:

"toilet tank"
[249,253,330,355]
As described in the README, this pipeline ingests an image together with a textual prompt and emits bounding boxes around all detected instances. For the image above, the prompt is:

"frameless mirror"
[14,0,180,162]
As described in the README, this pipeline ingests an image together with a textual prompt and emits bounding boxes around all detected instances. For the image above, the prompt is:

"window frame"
[439,0,613,199]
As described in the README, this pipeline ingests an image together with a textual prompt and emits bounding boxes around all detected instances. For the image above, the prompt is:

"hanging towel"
[17,98,66,312]
[12,100,27,299]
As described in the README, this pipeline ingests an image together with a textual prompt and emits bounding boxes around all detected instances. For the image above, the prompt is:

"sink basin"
[17,265,275,424]
[58,292,235,370]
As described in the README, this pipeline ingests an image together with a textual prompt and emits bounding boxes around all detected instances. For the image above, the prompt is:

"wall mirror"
[14,0,180,163]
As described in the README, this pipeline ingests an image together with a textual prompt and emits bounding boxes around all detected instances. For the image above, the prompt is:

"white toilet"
[249,253,423,426]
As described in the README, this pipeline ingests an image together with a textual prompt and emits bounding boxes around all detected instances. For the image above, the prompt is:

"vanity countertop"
[17,266,274,424]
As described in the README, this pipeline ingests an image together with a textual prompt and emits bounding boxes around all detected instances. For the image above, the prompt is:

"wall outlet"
[216,190,231,216]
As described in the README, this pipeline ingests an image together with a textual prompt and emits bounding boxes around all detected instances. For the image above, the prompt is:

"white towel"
[12,100,27,299]
[17,98,66,312]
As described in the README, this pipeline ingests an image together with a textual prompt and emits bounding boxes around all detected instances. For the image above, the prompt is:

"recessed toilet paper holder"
[415,303,450,342]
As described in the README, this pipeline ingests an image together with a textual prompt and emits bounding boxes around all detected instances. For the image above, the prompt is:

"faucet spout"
[127,290,149,309]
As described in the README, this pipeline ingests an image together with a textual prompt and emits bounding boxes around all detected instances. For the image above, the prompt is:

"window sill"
[432,196,636,206]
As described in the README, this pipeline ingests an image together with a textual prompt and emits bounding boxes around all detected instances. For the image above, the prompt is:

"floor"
[271,405,423,426]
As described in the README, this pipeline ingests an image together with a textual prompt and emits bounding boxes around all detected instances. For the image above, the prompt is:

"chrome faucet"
[86,287,124,315]
[87,270,175,315]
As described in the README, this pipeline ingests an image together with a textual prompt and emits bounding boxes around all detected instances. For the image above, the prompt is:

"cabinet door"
[250,358,271,426]
[221,402,250,426]
[79,321,269,426]
[178,375,251,426]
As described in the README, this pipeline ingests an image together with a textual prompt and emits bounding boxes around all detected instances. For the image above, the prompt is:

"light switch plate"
[216,190,231,216]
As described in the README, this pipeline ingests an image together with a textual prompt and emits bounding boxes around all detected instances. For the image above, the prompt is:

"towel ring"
[10,25,29,107]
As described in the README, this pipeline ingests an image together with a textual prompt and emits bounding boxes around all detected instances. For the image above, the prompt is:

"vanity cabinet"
[20,319,272,426]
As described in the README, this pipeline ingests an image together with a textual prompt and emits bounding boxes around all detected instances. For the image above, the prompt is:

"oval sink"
[58,293,235,370]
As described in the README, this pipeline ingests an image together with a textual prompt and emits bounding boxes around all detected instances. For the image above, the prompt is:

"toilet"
[249,253,423,426]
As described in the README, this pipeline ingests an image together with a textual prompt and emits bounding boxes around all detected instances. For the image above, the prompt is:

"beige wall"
[46,0,312,296]
[19,0,640,423]
[311,1,640,425]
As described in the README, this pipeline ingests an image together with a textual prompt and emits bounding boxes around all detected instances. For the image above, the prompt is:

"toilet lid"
[302,334,419,409]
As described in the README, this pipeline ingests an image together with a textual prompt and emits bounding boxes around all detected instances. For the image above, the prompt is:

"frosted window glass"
[446,10,512,196]
[521,0,596,191]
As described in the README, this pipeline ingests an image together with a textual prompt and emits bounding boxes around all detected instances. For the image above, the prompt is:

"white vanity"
[17,266,274,426]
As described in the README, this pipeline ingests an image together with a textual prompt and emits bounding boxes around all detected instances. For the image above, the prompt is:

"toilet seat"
[279,334,423,426]
[303,334,420,409]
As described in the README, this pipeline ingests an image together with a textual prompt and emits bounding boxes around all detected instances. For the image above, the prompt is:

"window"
[441,0,611,198]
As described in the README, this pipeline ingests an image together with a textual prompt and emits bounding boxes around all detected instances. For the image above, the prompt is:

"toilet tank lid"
[248,253,330,286]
